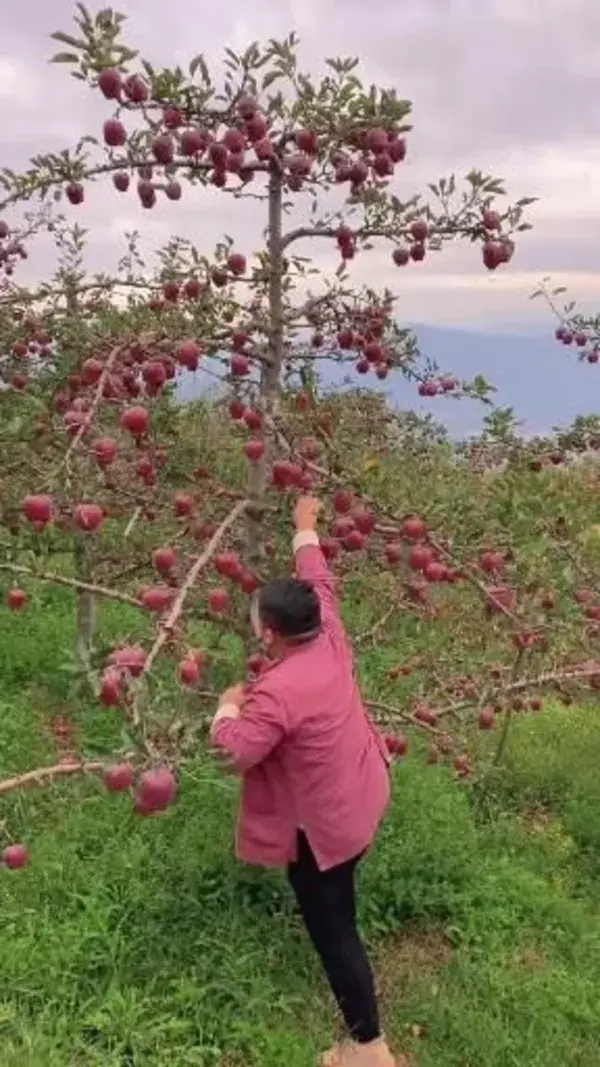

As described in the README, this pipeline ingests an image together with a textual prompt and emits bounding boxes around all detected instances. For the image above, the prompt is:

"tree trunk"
[74,537,95,663]
[246,167,284,570]
[65,275,97,664]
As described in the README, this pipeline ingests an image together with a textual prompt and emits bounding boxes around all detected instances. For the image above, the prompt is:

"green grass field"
[2,587,600,1066]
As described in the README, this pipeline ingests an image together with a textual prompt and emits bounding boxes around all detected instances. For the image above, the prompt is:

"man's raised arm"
[292,496,340,626]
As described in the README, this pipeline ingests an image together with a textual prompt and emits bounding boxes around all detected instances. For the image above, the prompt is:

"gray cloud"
[1,0,599,329]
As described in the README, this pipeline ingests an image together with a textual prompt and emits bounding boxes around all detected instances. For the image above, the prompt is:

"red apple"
[392,247,409,266]
[151,134,175,164]
[320,537,340,561]
[22,494,53,527]
[74,503,103,532]
[229,398,245,420]
[478,707,495,730]
[99,670,122,707]
[108,645,147,676]
[231,354,250,377]
[208,587,230,613]
[384,733,408,757]
[227,252,247,275]
[271,460,294,489]
[103,763,134,792]
[184,278,203,299]
[180,127,207,156]
[343,529,366,552]
[7,588,27,610]
[173,493,194,517]
[244,439,265,462]
[223,128,245,154]
[66,181,84,205]
[243,408,262,431]
[135,766,177,814]
[410,220,429,242]
[103,118,127,147]
[408,544,433,571]
[333,490,353,514]
[400,516,427,542]
[141,587,175,613]
[121,406,149,437]
[2,843,28,869]
[177,341,200,370]
[92,436,117,467]
[152,546,176,574]
[179,657,201,685]
[124,74,148,103]
[353,509,375,535]
[98,68,122,99]
[214,551,243,580]
[385,542,401,564]
[480,550,503,573]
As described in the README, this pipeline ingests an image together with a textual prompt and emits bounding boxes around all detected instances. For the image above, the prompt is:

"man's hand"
[218,683,246,709]
[210,683,246,775]
[294,495,322,534]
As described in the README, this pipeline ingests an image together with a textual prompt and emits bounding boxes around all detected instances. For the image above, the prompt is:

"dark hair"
[257,578,321,640]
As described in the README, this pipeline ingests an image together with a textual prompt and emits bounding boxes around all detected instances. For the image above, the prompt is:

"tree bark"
[65,274,98,664]
[74,537,96,664]
[246,166,284,571]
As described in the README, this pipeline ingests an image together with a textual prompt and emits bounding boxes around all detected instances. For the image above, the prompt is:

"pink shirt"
[210,533,391,871]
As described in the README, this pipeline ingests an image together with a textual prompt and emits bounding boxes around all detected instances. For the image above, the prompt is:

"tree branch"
[0,759,105,796]
[0,562,144,608]
[131,498,249,724]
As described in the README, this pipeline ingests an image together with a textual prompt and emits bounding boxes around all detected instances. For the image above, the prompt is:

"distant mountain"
[176,325,598,439]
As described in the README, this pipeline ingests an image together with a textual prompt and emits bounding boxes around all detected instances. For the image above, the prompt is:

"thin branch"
[493,649,524,766]
[281,224,391,251]
[124,507,142,539]
[61,342,126,474]
[131,498,249,724]
[435,663,600,720]
[0,759,105,796]
[365,700,440,736]
[0,158,270,213]
[428,532,521,625]
[354,606,396,646]
[0,562,144,608]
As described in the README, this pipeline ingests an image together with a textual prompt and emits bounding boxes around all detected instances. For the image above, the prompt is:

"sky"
[1,0,599,333]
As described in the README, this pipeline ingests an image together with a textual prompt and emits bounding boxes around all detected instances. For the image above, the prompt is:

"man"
[211,496,395,1067]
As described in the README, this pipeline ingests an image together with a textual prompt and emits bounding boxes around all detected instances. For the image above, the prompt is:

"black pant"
[287,830,380,1044]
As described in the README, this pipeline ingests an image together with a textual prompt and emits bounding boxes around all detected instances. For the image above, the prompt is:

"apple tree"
[8,8,600,869]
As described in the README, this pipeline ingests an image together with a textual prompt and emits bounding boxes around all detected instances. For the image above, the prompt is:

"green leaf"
[262,70,283,90]
[224,47,240,67]
[51,52,80,64]
[115,46,138,62]
[74,2,92,25]
[50,31,87,48]
[190,54,211,84]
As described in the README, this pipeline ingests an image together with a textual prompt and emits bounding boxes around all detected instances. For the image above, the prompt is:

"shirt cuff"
[292,530,320,553]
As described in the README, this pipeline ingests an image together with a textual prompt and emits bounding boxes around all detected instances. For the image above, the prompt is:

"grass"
[2,589,600,1065]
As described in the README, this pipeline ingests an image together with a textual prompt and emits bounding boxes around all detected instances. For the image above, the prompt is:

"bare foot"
[336,1037,398,1066]
[320,1041,350,1066]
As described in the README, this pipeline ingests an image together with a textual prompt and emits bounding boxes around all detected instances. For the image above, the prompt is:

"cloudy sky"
[1,0,599,332]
